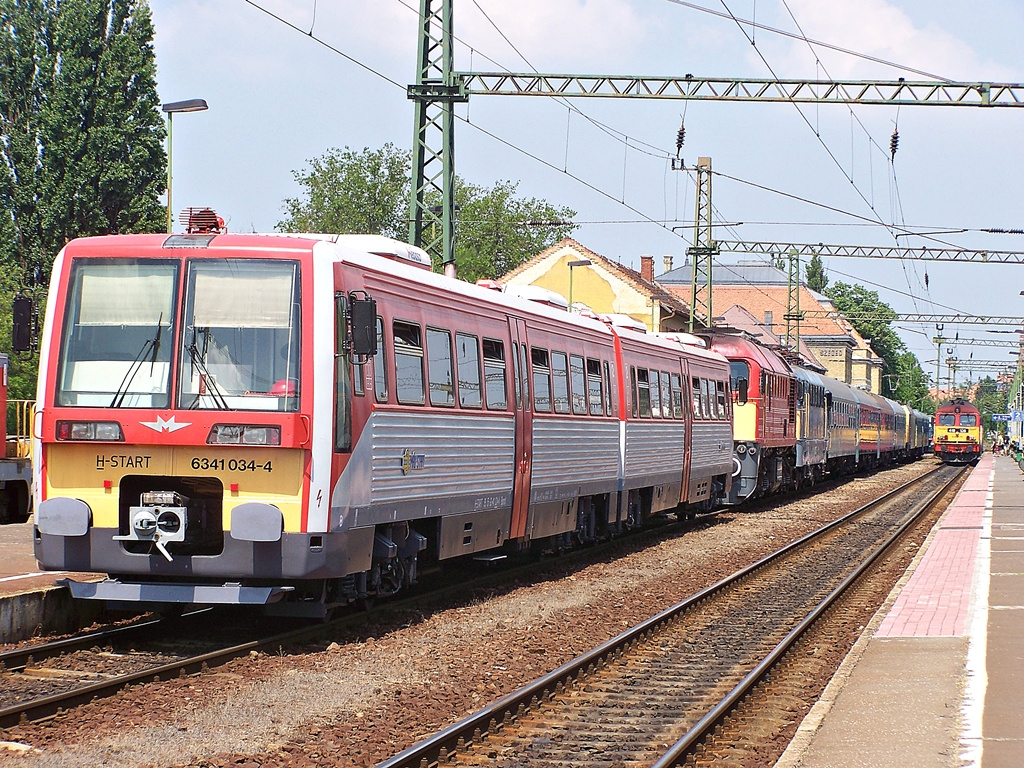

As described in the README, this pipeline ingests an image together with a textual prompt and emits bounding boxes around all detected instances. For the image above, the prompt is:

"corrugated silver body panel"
[369,412,515,504]
[530,417,619,491]
[689,422,733,475]
[624,421,686,484]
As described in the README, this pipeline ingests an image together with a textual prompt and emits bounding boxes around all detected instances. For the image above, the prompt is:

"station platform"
[0,518,105,643]
[776,452,1023,768]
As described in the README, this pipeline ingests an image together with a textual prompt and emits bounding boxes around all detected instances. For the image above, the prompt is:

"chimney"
[663,254,674,273]
[763,311,774,328]
[640,254,654,282]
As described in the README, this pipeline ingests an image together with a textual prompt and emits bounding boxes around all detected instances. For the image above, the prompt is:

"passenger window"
[456,333,481,408]
[649,369,662,418]
[352,360,364,396]
[393,320,424,405]
[671,373,683,418]
[661,372,673,419]
[426,328,454,407]
[532,347,551,412]
[700,378,712,419]
[511,342,522,410]
[373,316,387,403]
[482,338,507,410]
[717,380,727,419]
[692,376,702,418]
[587,358,603,416]
[604,360,614,416]
[520,344,530,411]
[637,368,652,418]
[570,354,587,415]
[552,352,570,414]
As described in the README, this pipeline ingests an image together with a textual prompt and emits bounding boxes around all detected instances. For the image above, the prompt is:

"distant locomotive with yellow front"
[933,398,983,464]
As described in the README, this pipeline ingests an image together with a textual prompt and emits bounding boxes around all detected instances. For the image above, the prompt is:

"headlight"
[207,424,282,446]
[56,420,124,442]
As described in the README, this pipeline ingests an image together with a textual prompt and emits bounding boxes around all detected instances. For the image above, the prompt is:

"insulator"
[890,129,899,159]
[676,121,685,156]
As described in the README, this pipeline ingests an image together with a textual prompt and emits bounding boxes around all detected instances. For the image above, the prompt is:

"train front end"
[32,233,324,610]
[934,399,983,464]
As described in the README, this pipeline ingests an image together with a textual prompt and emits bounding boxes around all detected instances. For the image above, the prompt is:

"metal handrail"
[6,399,34,458]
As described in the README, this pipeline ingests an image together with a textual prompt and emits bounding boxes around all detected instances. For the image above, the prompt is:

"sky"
[150,0,1024,385]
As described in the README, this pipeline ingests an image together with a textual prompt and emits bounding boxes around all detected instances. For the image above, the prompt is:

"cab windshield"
[178,259,301,411]
[56,259,178,408]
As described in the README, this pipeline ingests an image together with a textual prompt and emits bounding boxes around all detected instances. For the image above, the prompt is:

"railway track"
[0,462,943,735]
[375,463,966,768]
[0,509,700,729]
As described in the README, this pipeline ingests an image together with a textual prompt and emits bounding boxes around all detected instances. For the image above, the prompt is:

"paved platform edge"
[774,459,989,768]
[0,583,107,645]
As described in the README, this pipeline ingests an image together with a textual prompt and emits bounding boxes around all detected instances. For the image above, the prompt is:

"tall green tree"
[453,179,575,282]
[278,144,577,283]
[826,281,910,399]
[0,0,165,399]
[280,144,411,238]
[891,350,933,412]
[41,0,165,246]
[805,252,828,293]
[0,0,50,275]
[974,376,1007,433]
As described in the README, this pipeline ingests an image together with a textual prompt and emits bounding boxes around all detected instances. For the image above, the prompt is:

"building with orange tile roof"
[499,238,692,332]
[659,260,884,391]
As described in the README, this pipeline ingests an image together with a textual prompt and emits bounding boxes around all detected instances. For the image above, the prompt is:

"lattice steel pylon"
[409,9,1024,276]
[785,248,804,352]
[688,157,717,332]
[408,0,466,275]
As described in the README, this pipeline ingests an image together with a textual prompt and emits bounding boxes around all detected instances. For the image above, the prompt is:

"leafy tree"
[974,376,1007,433]
[278,144,577,283]
[826,281,909,399]
[452,179,575,282]
[41,0,165,246]
[890,350,932,412]
[805,252,828,293]
[279,144,411,238]
[0,0,163,399]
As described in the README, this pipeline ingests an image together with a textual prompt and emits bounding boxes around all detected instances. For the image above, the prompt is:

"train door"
[507,317,533,540]
[679,359,692,504]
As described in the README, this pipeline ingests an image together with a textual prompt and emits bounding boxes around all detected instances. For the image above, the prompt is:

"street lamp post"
[567,259,591,309]
[650,293,671,333]
[161,99,209,233]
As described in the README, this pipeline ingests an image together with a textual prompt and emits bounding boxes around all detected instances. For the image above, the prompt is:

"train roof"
[936,398,980,413]
[58,232,728,364]
[702,333,792,376]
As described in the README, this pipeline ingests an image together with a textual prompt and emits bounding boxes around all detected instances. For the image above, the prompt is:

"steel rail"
[0,621,316,728]
[651,463,967,767]
[374,463,953,768]
[0,611,215,673]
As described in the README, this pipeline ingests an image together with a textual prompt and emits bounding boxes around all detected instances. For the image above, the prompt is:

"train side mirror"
[348,294,377,358]
[12,295,34,353]
[737,377,748,405]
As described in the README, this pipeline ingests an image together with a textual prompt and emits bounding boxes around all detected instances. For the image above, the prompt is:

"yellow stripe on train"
[44,444,305,532]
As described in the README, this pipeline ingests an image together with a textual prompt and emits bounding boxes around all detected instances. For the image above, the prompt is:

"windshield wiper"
[110,314,164,408]
[148,312,164,375]
[186,330,231,410]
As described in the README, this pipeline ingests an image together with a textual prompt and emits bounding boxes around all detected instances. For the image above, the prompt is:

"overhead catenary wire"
[244,0,996,348]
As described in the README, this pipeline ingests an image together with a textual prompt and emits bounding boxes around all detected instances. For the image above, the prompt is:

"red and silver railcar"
[32,231,731,615]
